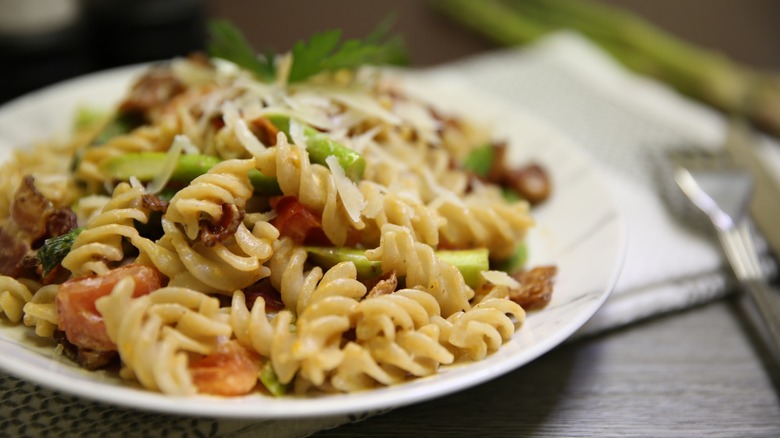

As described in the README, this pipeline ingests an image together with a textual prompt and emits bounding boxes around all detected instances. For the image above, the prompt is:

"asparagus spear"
[38,227,84,276]
[99,152,281,195]
[304,246,489,288]
[90,112,145,146]
[265,115,366,180]
[259,362,288,397]
[432,0,780,138]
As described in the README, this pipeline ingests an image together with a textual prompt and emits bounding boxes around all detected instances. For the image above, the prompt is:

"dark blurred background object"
[0,0,90,103]
[0,0,778,104]
[0,0,206,103]
[82,0,205,69]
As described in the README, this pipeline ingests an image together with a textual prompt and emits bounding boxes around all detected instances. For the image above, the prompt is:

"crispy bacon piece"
[243,278,285,313]
[0,229,29,278]
[250,117,280,146]
[118,65,185,117]
[0,176,77,277]
[471,142,552,205]
[44,208,77,243]
[12,175,53,235]
[509,266,557,310]
[504,164,551,206]
[142,193,169,213]
[366,271,398,298]
[189,340,261,396]
[54,330,118,370]
[199,203,245,247]
[56,264,165,352]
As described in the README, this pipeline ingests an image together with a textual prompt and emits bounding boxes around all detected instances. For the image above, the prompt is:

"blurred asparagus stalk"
[432,0,780,138]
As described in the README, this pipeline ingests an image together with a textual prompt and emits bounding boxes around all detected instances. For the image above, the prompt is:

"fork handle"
[742,278,780,350]
[718,222,780,352]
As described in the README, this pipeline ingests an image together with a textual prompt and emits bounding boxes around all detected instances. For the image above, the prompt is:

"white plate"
[0,65,626,418]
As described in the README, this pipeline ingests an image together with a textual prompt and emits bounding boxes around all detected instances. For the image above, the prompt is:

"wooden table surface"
[313,296,780,437]
[205,1,780,436]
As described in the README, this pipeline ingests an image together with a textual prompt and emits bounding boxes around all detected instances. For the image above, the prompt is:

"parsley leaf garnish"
[207,19,407,84]
[208,20,276,82]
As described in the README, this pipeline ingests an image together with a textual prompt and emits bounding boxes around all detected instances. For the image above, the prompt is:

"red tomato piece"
[189,340,261,396]
[270,196,331,246]
[56,264,164,351]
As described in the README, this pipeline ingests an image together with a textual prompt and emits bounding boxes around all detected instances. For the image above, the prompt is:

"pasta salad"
[0,23,555,397]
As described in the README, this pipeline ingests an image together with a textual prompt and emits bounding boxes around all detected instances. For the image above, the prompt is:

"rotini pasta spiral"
[165,158,254,239]
[22,284,59,338]
[359,180,444,248]
[96,277,232,395]
[62,182,150,276]
[433,189,534,260]
[252,133,364,246]
[162,158,278,292]
[267,237,323,314]
[0,275,33,323]
[353,289,454,379]
[366,224,474,316]
[440,297,525,361]
[292,262,366,386]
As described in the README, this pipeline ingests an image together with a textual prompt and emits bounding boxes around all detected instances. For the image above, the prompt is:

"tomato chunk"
[56,264,164,351]
[270,196,331,245]
[190,340,261,396]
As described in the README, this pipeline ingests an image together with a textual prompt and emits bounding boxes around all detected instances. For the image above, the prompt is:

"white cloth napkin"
[2,31,778,437]
[420,32,779,336]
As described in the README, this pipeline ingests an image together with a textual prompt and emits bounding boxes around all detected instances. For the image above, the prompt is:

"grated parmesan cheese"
[146,134,188,194]
[481,270,521,289]
[325,155,365,225]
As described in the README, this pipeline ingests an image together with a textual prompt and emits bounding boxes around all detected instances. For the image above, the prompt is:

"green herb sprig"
[208,20,277,82]
[207,18,407,84]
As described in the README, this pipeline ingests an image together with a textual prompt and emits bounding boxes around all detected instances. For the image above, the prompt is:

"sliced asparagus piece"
[304,246,490,288]
[38,227,84,276]
[265,115,366,180]
[99,152,281,195]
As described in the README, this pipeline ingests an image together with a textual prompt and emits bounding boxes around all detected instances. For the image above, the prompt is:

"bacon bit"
[0,229,29,278]
[0,176,78,277]
[243,278,285,313]
[486,142,509,183]
[56,264,165,352]
[190,340,261,396]
[430,107,462,135]
[142,193,169,213]
[504,164,551,206]
[199,203,245,247]
[118,65,185,116]
[270,196,360,247]
[187,51,211,67]
[467,142,552,205]
[366,271,398,298]
[12,176,53,236]
[210,113,226,131]
[250,117,280,146]
[53,330,118,370]
[509,266,557,310]
[43,208,78,244]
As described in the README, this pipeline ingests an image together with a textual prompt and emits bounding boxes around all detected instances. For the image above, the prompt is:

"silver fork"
[669,147,780,351]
